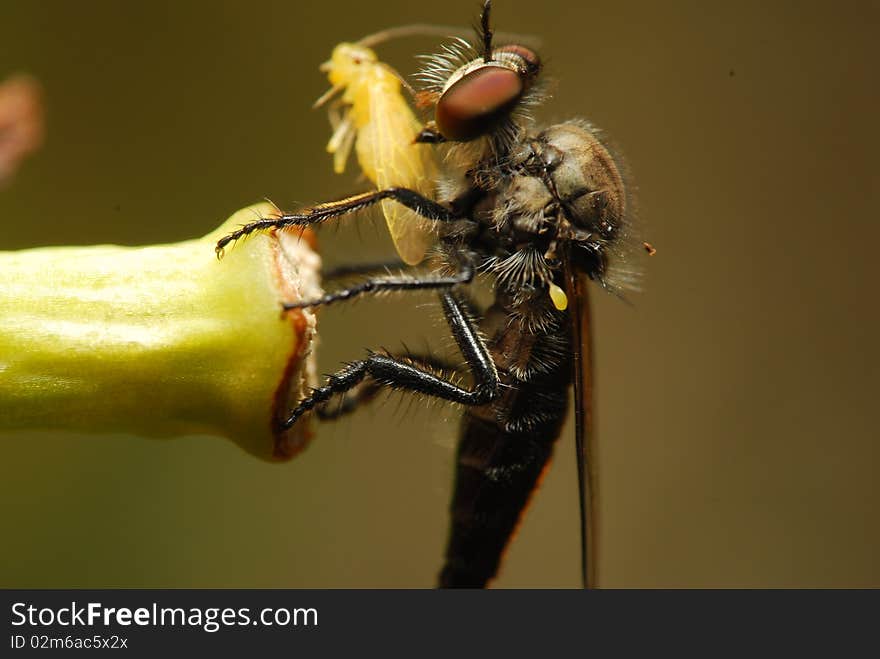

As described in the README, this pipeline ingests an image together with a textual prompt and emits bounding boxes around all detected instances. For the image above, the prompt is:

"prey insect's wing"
[366,75,439,266]
[566,261,599,589]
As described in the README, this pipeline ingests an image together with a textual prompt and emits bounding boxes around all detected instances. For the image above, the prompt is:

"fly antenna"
[480,0,493,63]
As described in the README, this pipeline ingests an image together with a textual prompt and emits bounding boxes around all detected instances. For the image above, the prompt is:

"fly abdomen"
[439,338,571,588]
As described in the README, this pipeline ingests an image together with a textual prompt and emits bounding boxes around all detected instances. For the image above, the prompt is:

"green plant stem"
[0,203,321,461]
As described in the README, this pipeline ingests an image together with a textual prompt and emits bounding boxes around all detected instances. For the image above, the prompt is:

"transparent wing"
[566,261,599,589]
[367,81,438,265]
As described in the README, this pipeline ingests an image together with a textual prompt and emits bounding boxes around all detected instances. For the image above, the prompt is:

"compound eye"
[492,45,541,74]
[435,65,523,142]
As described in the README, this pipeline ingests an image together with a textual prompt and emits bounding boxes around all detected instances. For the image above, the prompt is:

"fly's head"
[414,1,545,163]
[417,2,647,300]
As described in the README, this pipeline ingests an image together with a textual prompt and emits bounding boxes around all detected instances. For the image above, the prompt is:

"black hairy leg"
[216,187,465,256]
[283,263,475,309]
[322,260,408,281]
[315,353,463,420]
[278,291,500,430]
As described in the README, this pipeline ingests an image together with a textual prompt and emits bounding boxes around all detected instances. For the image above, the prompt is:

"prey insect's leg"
[215,188,463,255]
[279,291,500,430]
[316,353,462,420]
[283,263,475,309]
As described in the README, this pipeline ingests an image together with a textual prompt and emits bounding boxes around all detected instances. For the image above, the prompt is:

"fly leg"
[322,260,407,281]
[215,188,466,256]
[306,261,478,414]
[283,263,474,309]
[315,354,461,420]
[278,291,500,431]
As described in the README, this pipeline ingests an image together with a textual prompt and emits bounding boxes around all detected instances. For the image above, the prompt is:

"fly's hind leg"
[315,353,462,420]
[306,263,479,415]
[279,291,500,431]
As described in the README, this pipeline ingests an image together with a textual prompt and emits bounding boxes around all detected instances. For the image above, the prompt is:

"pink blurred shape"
[0,74,45,186]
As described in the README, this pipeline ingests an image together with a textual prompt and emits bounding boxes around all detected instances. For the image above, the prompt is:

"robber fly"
[216,1,649,588]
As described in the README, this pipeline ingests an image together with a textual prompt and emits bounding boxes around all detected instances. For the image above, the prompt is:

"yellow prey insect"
[318,40,439,266]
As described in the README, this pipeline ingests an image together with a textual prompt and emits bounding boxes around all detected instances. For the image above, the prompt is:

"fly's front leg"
[278,291,500,431]
[215,187,464,256]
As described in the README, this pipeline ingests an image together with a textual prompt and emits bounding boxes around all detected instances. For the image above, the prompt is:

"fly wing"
[366,80,438,265]
[565,262,599,589]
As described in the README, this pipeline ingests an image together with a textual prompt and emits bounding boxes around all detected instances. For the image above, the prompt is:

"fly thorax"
[493,175,553,237]
[536,122,626,243]
[494,284,566,339]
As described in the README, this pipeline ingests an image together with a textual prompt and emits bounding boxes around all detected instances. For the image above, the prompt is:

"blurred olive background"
[1,0,877,588]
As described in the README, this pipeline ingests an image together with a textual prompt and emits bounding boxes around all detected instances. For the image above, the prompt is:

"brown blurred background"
[1,0,877,588]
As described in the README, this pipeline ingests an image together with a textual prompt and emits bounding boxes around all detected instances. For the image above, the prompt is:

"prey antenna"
[354,12,540,52]
[357,23,473,48]
[480,0,494,63]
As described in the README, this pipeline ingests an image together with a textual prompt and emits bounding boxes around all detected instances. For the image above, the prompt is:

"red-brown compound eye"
[492,45,541,75]
[435,65,523,142]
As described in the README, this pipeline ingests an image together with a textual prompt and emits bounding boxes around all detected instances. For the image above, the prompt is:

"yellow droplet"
[549,283,568,311]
